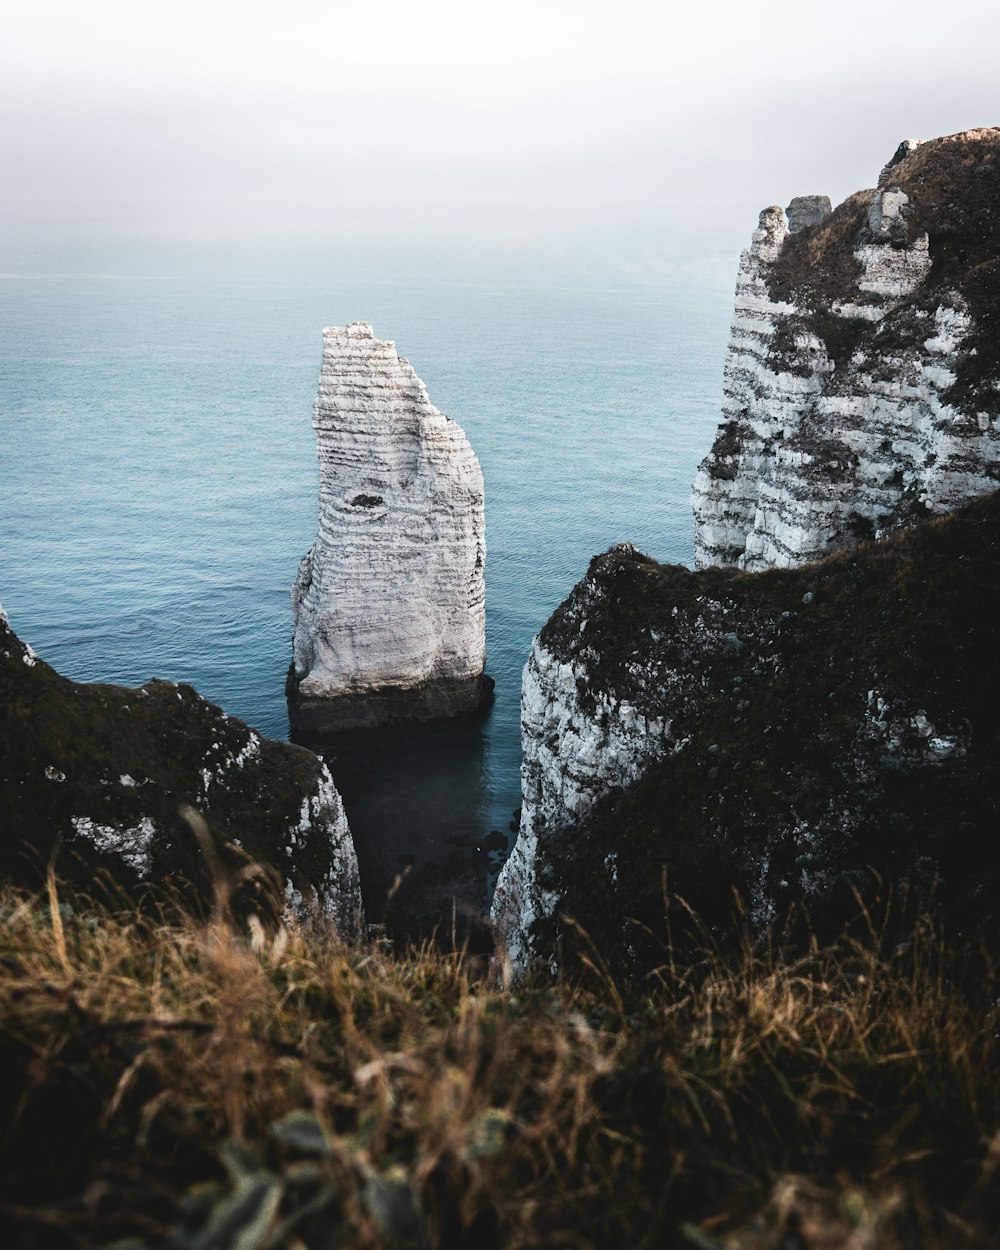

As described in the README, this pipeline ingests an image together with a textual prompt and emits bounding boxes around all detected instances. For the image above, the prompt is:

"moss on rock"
[767,129,1000,416]
[0,608,361,931]
[534,492,1000,969]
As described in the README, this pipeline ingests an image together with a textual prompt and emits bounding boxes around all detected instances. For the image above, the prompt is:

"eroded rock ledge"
[693,128,1000,571]
[492,495,1000,971]
[288,323,489,734]
[0,605,362,934]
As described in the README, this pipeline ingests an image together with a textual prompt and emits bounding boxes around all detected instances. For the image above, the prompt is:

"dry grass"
[0,878,998,1249]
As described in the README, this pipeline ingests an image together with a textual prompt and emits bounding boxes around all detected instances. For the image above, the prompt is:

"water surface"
[1,232,734,922]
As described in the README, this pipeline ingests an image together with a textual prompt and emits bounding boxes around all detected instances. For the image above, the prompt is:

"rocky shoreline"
[287,667,495,735]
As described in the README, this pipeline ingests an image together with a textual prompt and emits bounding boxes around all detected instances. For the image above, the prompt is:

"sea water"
[1,227,737,922]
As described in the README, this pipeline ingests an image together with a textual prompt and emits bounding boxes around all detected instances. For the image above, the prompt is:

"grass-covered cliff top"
[1,880,998,1249]
[0,606,356,928]
[537,492,999,953]
[766,127,1000,413]
[541,490,998,734]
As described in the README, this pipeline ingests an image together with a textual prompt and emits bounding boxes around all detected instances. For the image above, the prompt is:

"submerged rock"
[0,604,362,934]
[289,322,490,733]
[692,128,1000,571]
[492,494,1000,972]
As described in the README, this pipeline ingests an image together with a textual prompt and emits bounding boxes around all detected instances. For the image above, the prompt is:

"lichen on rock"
[288,322,490,733]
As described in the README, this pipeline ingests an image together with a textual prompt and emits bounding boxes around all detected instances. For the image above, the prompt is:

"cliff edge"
[493,495,1000,970]
[494,131,1000,971]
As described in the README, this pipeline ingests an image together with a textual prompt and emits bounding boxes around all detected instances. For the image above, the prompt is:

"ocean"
[1,224,737,924]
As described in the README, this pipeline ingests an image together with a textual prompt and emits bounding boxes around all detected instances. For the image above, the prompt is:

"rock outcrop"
[492,495,1000,971]
[289,323,489,733]
[0,604,362,934]
[785,195,832,234]
[692,129,1000,571]
[494,132,1000,971]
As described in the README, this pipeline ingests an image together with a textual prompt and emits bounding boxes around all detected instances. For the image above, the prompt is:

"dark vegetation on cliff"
[1,879,998,1250]
[0,611,349,924]
[766,128,1000,416]
[538,492,999,969]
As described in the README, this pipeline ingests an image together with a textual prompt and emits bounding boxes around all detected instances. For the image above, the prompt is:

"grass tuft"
[0,881,998,1248]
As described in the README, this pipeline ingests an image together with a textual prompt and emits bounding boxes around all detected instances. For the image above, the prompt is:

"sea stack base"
[287,669,495,736]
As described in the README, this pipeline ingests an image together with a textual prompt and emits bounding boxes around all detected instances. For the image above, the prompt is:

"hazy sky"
[2,0,997,247]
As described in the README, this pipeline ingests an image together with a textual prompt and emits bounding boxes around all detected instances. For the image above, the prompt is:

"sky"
[1,0,998,257]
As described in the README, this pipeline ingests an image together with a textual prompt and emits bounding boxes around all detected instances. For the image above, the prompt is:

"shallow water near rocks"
[1,231,733,930]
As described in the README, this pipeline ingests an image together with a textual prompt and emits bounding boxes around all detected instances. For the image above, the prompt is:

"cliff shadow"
[291,712,502,949]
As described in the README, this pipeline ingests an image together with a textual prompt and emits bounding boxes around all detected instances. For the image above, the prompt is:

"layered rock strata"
[492,495,1000,971]
[494,131,1000,971]
[0,604,362,934]
[693,129,1000,570]
[289,323,489,733]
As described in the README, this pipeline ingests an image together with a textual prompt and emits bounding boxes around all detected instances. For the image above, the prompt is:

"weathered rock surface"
[289,323,489,733]
[693,129,1000,571]
[0,604,362,933]
[785,195,832,234]
[492,494,1000,971]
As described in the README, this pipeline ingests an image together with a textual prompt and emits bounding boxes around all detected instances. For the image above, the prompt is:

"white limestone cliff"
[289,323,489,732]
[492,609,676,971]
[491,544,712,971]
[281,762,361,933]
[492,498,1000,971]
[493,131,1000,970]
[692,130,1000,571]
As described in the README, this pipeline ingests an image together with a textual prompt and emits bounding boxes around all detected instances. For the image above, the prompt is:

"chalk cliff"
[494,132,1000,971]
[493,497,1000,970]
[0,605,362,934]
[693,129,1000,570]
[289,323,489,733]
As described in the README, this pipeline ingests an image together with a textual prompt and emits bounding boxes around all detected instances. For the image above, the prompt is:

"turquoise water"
[1,233,734,917]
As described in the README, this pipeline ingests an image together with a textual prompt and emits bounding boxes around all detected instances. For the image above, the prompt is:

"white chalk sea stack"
[288,322,490,733]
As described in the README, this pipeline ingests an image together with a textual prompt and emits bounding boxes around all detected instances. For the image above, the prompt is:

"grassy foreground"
[0,881,998,1249]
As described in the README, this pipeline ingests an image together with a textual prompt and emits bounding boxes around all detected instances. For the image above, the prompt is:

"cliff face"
[493,495,1000,970]
[289,323,489,733]
[492,579,676,970]
[692,129,1000,571]
[0,605,362,933]
[494,131,1000,970]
